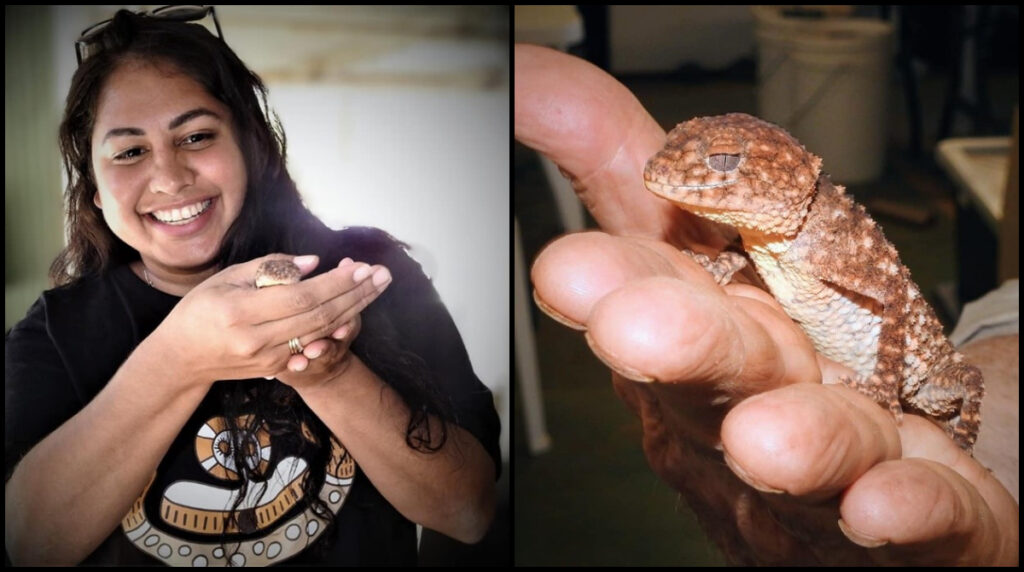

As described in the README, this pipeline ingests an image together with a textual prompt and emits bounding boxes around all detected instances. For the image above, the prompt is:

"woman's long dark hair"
[54,9,453,555]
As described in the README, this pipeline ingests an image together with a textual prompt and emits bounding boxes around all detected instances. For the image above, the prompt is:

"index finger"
[514,43,728,249]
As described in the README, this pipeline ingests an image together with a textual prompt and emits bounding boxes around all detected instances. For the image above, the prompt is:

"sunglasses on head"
[75,5,224,65]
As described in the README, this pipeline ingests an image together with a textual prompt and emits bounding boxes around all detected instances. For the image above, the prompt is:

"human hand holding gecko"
[516,43,1017,565]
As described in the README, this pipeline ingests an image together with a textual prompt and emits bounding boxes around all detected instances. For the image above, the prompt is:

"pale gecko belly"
[755,262,881,379]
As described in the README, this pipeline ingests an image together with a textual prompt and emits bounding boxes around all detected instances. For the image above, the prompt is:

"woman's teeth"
[151,199,212,225]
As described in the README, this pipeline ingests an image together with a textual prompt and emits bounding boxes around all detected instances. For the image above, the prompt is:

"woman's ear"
[93,192,102,209]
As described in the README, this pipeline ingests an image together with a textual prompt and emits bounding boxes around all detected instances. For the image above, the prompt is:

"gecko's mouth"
[654,181,730,190]
[644,179,733,198]
[643,178,744,222]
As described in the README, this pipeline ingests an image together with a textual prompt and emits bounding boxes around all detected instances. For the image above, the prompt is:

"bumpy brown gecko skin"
[643,113,984,452]
[255,259,301,288]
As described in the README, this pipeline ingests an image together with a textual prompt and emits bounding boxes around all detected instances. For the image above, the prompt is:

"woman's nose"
[148,151,195,194]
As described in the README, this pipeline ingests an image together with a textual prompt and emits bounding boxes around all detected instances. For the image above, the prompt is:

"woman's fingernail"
[352,264,372,282]
[291,360,307,372]
[293,255,318,268]
[307,348,322,359]
[838,519,888,548]
[332,324,350,340]
[339,257,354,267]
[371,267,391,289]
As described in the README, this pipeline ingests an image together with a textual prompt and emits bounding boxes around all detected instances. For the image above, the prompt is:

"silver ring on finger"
[288,337,304,356]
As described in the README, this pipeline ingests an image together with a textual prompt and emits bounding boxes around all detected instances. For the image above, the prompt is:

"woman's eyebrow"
[169,107,221,130]
[101,107,222,143]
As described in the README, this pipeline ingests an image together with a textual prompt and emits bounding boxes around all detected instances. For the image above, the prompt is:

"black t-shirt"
[5,227,501,566]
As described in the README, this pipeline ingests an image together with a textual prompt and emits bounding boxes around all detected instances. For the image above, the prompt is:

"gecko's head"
[644,113,822,237]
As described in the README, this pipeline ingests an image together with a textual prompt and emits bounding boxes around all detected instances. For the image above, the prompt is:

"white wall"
[268,77,510,463]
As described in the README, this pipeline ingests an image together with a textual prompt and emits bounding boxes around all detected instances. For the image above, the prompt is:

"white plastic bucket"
[753,8,894,183]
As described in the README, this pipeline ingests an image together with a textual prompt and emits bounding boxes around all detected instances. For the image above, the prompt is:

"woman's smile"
[144,196,218,237]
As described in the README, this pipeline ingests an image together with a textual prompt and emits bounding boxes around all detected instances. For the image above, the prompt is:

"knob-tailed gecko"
[644,113,983,453]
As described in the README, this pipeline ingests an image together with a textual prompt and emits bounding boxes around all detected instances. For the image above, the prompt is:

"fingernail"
[332,324,350,340]
[294,255,318,267]
[371,267,391,289]
[307,348,322,359]
[583,331,654,382]
[722,451,785,494]
[264,376,275,380]
[291,360,307,372]
[838,519,888,548]
[352,264,372,282]
[339,257,354,267]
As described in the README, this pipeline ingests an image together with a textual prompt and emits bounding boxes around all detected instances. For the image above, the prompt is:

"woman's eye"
[182,132,215,146]
[111,133,214,163]
[113,147,144,162]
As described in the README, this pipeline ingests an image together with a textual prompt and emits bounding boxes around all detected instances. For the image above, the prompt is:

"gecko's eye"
[708,153,741,173]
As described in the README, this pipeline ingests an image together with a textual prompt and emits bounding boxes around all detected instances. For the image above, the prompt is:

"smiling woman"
[88,63,247,292]
[5,8,500,566]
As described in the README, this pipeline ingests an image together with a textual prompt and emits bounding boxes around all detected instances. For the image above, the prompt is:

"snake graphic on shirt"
[120,415,355,566]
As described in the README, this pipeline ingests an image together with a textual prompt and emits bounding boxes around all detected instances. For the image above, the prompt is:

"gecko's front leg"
[906,361,984,452]
[683,249,747,286]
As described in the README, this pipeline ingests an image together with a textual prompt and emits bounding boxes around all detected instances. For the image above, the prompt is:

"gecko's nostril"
[708,153,741,172]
